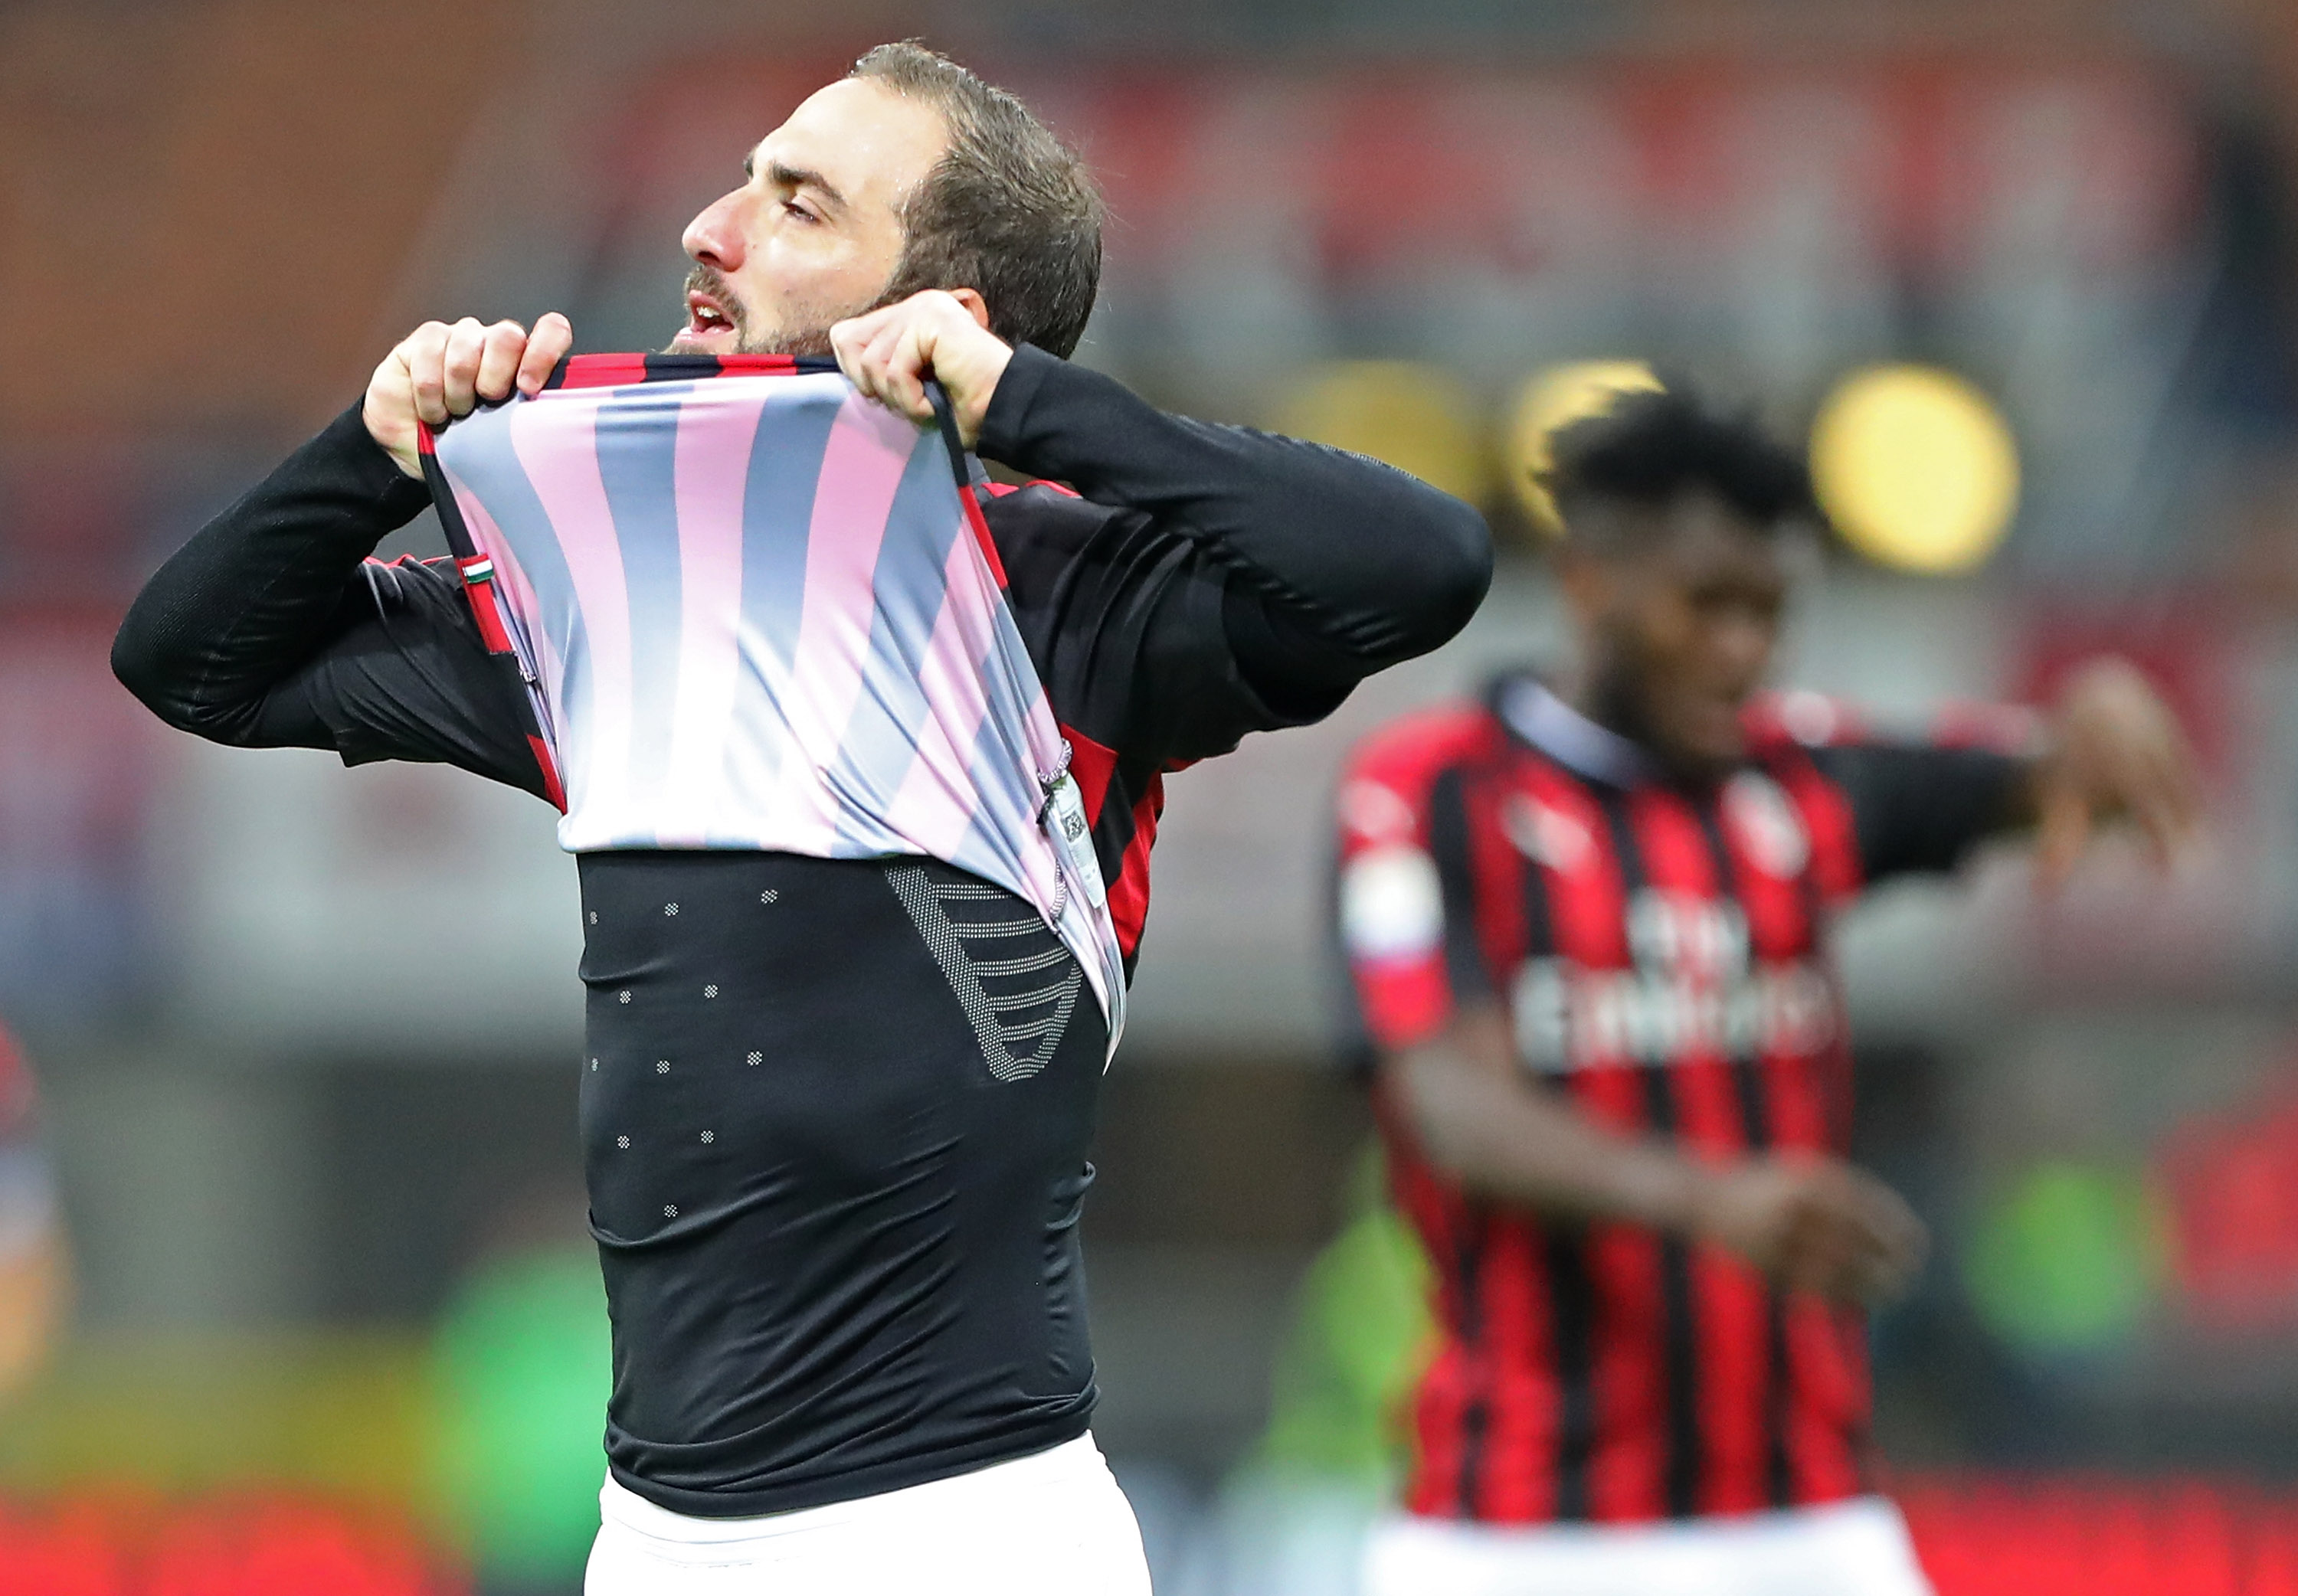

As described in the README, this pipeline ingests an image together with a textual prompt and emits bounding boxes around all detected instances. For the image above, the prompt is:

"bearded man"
[113,42,1491,1596]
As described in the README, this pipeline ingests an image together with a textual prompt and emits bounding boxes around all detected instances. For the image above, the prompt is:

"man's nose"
[683,190,747,269]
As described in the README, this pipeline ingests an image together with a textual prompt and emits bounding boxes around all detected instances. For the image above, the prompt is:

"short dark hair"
[849,43,1104,359]
[1540,386,1816,542]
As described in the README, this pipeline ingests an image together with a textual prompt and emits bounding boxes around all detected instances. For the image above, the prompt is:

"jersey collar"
[1491,674,1663,789]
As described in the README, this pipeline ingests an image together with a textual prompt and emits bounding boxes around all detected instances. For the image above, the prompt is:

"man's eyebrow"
[765,159,848,214]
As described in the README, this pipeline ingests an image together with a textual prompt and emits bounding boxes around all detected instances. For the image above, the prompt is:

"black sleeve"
[111,404,550,798]
[1807,741,2028,883]
[976,346,1494,758]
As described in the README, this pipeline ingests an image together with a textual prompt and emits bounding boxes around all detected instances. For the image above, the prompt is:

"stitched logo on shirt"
[887,865,1082,1081]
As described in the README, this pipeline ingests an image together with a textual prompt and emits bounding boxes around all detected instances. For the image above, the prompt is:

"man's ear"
[947,287,993,332]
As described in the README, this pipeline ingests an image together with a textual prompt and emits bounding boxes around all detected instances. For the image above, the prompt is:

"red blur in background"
[2162,1074,2298,1333]
[0,1495,461,1596]
[8,1478,2298,1595]
[1902,1476,2298,1596]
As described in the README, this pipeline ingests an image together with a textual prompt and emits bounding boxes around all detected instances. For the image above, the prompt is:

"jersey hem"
[606,1411,1099,1520]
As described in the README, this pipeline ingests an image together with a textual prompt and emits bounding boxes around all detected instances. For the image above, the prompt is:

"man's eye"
[783,200,817,224]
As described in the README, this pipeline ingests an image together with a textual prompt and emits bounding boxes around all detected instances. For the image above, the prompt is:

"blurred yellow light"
[1274,361,1491,505]
[1505,361,1666,537]
[1811,365,2020,576]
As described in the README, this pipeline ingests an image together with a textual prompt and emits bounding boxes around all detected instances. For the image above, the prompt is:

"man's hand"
[830,290,1013,448]
[1692,1154,1928,1305]
[363,313,574,479]
[2028,656,2201,885]
[1390,1014,1923,1307]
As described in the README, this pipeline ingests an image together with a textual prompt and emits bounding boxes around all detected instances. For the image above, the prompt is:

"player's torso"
[574,848,1108,1513]
[1383,710,1876,1526]
[1465,738,1854,1160]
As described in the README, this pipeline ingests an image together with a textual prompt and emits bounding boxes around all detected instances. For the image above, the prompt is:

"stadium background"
[10,0,2298,1589]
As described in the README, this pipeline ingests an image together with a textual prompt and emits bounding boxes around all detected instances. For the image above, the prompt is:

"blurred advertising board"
[0,610,158,1029]
[153,741,582,1058]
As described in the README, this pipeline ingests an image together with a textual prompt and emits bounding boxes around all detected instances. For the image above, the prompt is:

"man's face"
[671,78,947,357]
[1563,493,1789,777]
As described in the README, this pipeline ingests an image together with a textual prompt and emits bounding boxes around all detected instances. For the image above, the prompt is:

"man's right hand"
[1692,1154,1928,1305]
[363,313,574,479]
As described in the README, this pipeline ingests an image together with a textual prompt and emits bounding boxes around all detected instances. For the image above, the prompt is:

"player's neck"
[1550,663,1648,752]
[1547,665,1730,787]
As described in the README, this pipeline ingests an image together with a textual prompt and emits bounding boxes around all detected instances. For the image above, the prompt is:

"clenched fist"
[364,313,574,479]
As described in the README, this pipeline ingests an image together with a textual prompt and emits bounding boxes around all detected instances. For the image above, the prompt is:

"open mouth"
[676,289,738,348]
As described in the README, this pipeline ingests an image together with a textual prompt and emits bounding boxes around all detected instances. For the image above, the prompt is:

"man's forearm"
[1386,1006,1727,1236]
[1393,1036,1714,1234]
[113,404,430,738]
[976,347,1492,669]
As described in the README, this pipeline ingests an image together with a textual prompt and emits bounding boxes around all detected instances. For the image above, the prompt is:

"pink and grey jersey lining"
[418,353,1124,1044]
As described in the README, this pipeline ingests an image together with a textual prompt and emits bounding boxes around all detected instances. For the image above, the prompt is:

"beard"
[666,266,844,358]
[739,319,839,359]
[666,264,902,358]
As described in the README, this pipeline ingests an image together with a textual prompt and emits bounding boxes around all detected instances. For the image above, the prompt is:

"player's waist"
[1409,1264,1872,1364]
[1370,1494,1920,1578]
[599,1432,1116,1543]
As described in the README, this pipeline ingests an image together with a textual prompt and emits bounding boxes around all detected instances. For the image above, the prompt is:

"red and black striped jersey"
[1335,673,2024,1526]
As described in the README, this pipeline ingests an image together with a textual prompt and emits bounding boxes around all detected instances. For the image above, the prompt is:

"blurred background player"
[0,1022,67,1402]
[1332,387,2198,1596]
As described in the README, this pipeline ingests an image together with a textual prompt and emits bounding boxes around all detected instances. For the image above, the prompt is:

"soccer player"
[111,42,1490,1596]
[1334,387,2195,1596]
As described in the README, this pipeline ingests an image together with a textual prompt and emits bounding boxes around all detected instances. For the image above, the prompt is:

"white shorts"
[584,1433,1151,1596]
[1362,1495,1934,1596]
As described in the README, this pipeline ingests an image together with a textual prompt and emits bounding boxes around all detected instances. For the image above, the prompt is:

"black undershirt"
[581,852,1106,1515]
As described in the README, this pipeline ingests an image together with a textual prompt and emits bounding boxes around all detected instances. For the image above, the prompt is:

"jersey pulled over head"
[421,356,1124,1044]
[1539,389,1819,780]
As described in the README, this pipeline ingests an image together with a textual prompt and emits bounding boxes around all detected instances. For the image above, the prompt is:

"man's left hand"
[830,290,1013,448]
[2029,656,2201,885]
